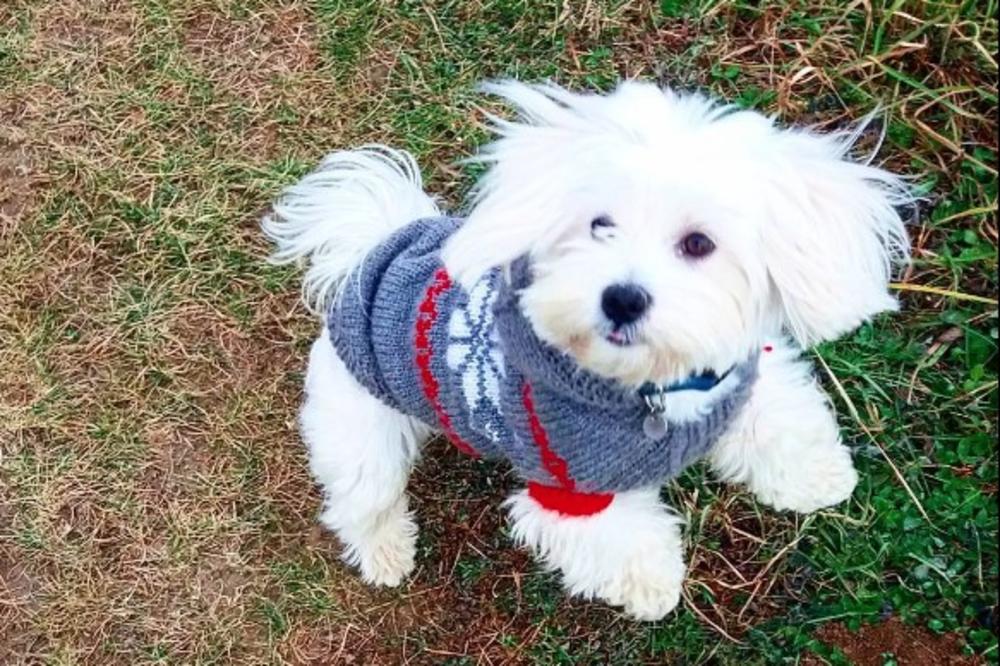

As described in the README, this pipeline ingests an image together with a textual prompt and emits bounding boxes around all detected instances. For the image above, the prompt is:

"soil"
[0,552,43,661]
[810,617,983,666]
[0,102,35,231]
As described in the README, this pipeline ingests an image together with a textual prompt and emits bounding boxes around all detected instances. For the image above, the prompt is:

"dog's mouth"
[604,325,641,347]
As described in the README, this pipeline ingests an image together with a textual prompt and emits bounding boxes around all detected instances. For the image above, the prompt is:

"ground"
[0,1,996,664]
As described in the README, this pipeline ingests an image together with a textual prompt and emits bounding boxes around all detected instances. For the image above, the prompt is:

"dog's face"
[516,157,768,386]
[442,81,910,386]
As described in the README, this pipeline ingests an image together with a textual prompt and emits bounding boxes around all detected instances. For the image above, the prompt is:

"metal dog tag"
[639,383,669,440]
[643,413,669,439]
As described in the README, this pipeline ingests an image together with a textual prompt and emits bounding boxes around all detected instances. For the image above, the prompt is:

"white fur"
[263,80,912,621]
[442,80,911,384]
[303,326,434,585]
[710,339,859,513]
[506,488,685,620]
[267,146,438,584]
[263,145,439,313]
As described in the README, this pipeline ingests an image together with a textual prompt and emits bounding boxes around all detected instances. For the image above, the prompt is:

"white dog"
[263,80,910,620]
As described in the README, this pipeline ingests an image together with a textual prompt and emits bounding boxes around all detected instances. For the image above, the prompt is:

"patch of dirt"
[0,348,45,412]
[189,552,255,614]
[811,617,982,666]
[0,101,37,233]
[27,0,135,50]
[22,0,140,114]
[0,552,43,660]
[183,3,320,92]
[140,419,219,502]
[179,2,347,157]
[160,295,304,411]
[0,556,41,608]
[683,493,804,638]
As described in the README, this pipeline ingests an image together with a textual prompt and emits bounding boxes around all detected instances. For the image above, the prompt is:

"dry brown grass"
[1,0,996,664]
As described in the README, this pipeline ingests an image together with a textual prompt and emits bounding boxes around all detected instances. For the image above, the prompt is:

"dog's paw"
[606,572,682,621]
[354,514,417,587]
[330,499,418,587]
[752,440,858,514]
[595,543,684,621]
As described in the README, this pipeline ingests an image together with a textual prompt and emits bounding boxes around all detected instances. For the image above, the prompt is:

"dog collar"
[639,367,731,397]
[637,367,733,439]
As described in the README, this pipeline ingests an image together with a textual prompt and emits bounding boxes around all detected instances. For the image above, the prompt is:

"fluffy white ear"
[762,120,913,347]
[440,81,592,288]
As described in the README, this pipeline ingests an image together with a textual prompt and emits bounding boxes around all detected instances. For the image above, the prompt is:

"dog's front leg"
[505,487,684,620]
[710,339,858,513]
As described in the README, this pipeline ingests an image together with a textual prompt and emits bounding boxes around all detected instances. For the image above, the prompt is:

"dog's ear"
[441,81,586,289]
[761,120,912,347]
[439,177,549,290]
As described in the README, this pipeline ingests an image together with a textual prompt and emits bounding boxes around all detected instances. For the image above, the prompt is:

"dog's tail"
[262,145,440,314]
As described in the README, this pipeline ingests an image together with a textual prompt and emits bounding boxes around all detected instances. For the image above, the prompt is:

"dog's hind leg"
[301,327,433,586]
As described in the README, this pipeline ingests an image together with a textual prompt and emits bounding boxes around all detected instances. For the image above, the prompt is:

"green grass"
[1,0,996,664]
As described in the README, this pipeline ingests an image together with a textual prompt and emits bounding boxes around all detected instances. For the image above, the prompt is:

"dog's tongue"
[608,330,624,343]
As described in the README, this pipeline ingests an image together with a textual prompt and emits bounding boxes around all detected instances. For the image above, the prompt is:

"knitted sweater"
[328,216,758,513]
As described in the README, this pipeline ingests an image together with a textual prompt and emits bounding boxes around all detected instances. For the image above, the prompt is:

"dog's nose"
[601,283,651,327]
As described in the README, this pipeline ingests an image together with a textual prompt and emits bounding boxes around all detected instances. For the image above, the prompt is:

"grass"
[0,0,996,663]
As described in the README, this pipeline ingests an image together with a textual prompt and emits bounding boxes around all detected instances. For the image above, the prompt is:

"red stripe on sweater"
[415,268,479,457]
[521,382,573,487]
[527,482,613,516]
[521,382,613,516]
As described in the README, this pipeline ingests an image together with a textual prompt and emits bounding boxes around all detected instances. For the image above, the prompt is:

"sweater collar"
[493,258,755,412]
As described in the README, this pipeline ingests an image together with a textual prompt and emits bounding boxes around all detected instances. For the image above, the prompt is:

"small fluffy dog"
[264,80,911,620]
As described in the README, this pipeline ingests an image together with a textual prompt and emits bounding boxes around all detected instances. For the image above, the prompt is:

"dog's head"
[441,81,911,386]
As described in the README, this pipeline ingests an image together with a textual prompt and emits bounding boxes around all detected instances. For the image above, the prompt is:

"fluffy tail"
[262,145,440,314]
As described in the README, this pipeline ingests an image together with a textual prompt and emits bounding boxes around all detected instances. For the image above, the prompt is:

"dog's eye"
[679,231,715,258]
[591,215,616,240]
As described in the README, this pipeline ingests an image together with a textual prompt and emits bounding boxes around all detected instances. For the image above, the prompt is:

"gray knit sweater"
[328,216,757,502]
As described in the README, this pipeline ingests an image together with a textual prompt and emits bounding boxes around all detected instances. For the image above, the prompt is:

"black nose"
[601,283,652,327]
